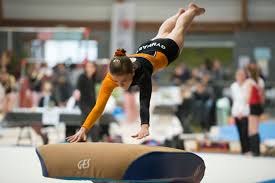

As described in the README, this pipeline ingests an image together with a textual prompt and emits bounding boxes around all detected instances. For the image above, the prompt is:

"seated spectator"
[189,68,201,84]
[1,50,20,79]
[32,81,58,144]
[53,63,73,106]
[66,90,80,110]
[175,85,194,133]
[193,82,214,131]
[0,70,17,114]
[212,59,224,79]
[0,82,4,113]
[38,81,58,108]
[171,64,191,85]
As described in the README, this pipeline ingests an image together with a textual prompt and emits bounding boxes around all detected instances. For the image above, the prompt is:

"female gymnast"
[67,3,205,142]
[246,64,265,156]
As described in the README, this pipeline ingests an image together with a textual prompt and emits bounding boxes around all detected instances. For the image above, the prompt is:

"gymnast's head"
[109,48,134,89]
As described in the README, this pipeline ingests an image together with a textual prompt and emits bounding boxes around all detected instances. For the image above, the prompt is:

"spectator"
[204,58,213,72]
[0,70,17,113]
[201,73,217,126]
[0,50,20,79]
[53,63,73,106]
[211,58,224,99]
[171,64,191,85]
[66,90,80,110]
[69,64,83,89]
[230,69,250,154]
[68,61,98,141]
[187,68,201,86]
[32,81,58,144]
[175,85,194,133]
[193,82,213,131]
[38,81,58,108]
[19,62,50,107]
[211,58,224,81]
[198,58,212,77]
[245,64,265,156]
[0,82,4,112]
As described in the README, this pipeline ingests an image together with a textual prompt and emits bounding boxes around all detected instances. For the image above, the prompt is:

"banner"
[110,2,136,56]
[254,47,271,77]
[238,55,250,69]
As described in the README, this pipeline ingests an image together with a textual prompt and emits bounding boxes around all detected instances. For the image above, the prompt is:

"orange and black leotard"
[82,38,180,130]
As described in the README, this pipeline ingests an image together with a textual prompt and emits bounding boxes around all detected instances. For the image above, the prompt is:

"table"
[1,107,82,127]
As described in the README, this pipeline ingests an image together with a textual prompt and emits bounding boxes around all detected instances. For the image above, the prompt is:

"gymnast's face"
[111,73,134,90]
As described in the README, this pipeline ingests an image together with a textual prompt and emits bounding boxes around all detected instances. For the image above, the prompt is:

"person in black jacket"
[65,61,99,141]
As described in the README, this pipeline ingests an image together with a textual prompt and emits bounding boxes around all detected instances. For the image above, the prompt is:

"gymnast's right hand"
[66,127,87,143]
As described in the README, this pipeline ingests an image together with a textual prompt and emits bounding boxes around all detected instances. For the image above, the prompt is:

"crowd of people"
[171,59,265,156]
[0,49,267,155]
[171,58,227,133]
[0,50,101,144]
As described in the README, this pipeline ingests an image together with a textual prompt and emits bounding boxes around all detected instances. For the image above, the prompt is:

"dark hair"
[109,49,133,75]
[84,61,97,79]
[247,63,259,83]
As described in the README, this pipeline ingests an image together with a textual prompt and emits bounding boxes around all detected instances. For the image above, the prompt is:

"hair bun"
[114,48,126,57]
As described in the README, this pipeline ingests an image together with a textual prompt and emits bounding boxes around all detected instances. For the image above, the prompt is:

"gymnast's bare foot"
[131,124,150,140]
[178,8,186,15]
[188,3,205,16]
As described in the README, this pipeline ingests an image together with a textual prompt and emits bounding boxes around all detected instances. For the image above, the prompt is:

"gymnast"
[67,3,205,142]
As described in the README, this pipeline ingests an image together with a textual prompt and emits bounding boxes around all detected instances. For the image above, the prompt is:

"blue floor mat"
[214,121,275,142]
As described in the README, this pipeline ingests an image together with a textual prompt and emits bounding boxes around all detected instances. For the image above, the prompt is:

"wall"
[249,0,275,21]
[2,30,275,81]
[234,31,275,81]
[0,32,8,53]
[1,0,275,81]
[3,0,275,22]
[1,0,246,22]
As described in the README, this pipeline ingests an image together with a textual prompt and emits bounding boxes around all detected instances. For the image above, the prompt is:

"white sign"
[42,108,60,125]
[110,2,136,56]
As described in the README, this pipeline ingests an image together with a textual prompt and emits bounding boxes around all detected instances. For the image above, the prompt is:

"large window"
[32,40,98,67]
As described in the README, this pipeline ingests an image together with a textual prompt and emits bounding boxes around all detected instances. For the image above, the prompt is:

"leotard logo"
[77,158,91,170]
[138,42,166,52]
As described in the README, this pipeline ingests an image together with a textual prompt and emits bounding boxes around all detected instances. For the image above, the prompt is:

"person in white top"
[244,64,265,156]
[66,90,81,110]
[230,69,250,154]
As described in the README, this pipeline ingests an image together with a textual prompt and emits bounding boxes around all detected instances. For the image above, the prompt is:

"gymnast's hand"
[66,127,87,143]
[131,124,150,140]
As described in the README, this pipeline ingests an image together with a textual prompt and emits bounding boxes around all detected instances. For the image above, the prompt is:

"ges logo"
[77,158,91,170]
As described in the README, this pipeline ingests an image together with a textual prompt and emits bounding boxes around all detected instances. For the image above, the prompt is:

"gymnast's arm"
[66,73,118,142]
[131,72,152,139]
[82,73,118,130]
[139,71,152,126]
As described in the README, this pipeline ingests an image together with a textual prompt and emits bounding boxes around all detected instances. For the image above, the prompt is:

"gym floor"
[0,146,275,183]
[0,126,275,183]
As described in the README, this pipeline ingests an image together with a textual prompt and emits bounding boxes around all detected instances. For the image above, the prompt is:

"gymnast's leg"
[153,8,186,39]
[166,3,205,51]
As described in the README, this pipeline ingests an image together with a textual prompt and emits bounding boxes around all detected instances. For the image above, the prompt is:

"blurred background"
[0,0,275,183]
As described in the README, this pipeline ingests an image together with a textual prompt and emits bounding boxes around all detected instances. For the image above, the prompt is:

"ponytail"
[109,48,133,75]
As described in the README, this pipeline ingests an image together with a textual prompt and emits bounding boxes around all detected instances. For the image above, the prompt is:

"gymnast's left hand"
[131,124,150,140]
[66,127,87,143]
